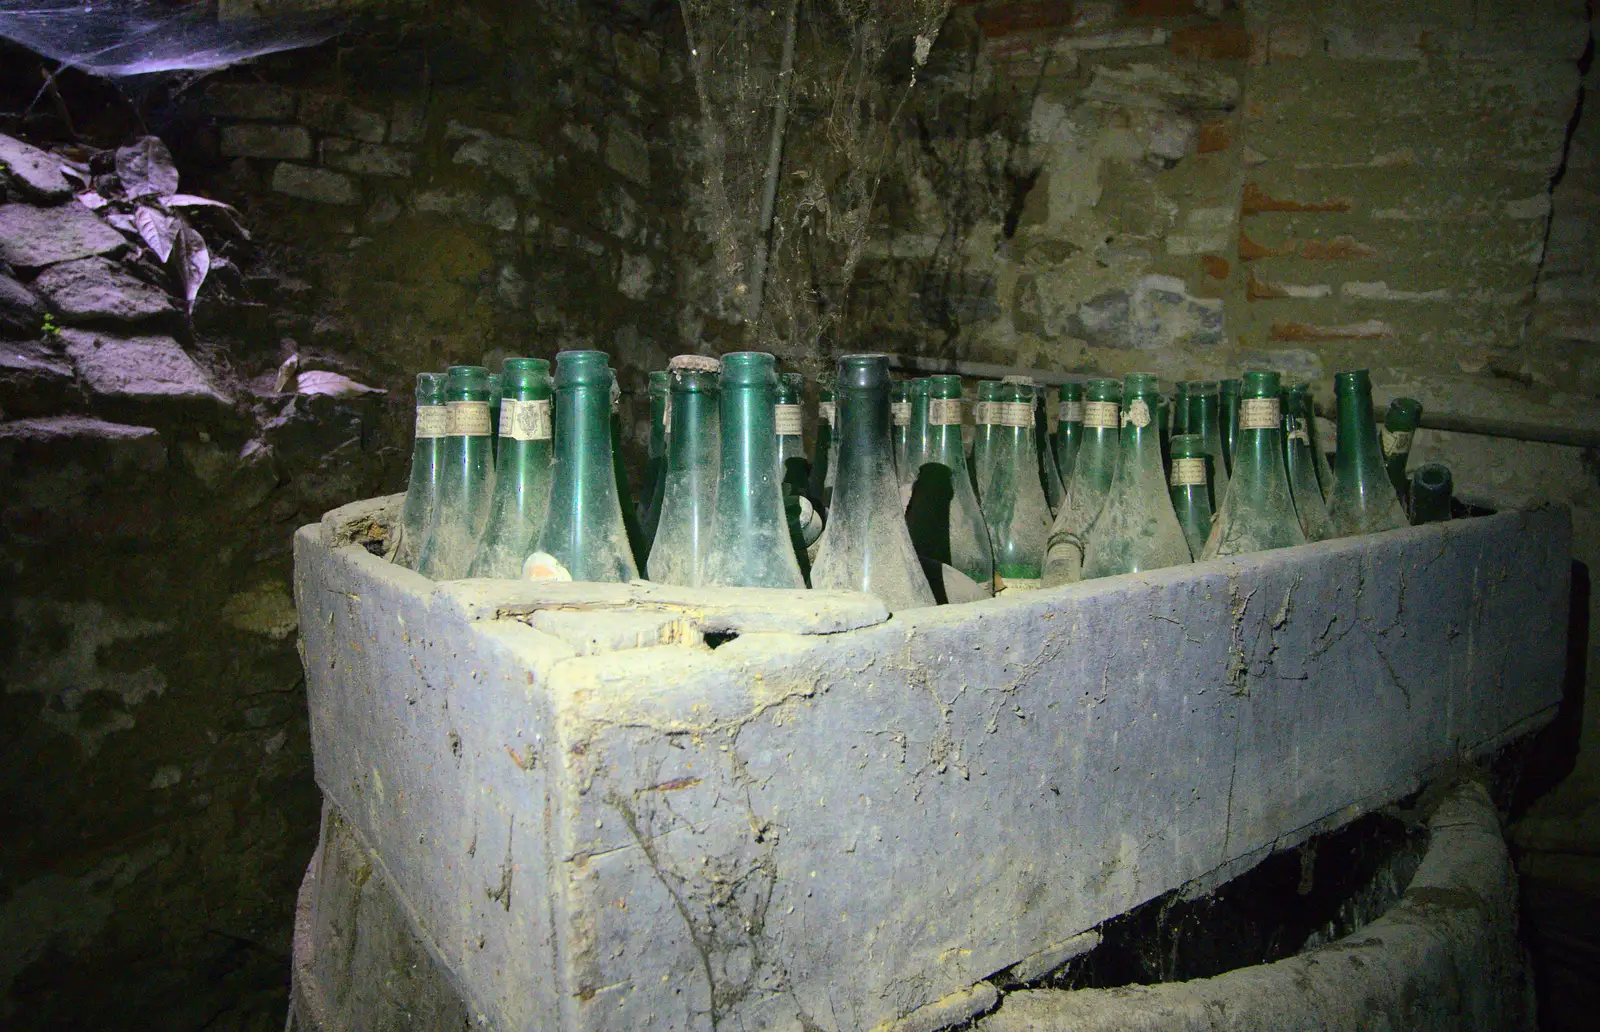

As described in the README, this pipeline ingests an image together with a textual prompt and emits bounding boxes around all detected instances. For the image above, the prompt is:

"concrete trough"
[290,496,1569,1032]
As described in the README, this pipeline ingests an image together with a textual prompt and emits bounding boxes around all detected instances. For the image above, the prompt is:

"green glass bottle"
[1172,381,1191,435]
[1027,380,1065,514]
[904,374,994,595]
[487,370,503,460]
[901,377,932,493]
[1282,383,1334,543]
[608,372,649,571]
[469,358,555,578]
[777,371,810,495]
[1410,463,1452,525]
[811,354,935,610]
[638,369,670,549]
[1054,380,1084,485]
[1326,369,1408,537]
[397,372,447,571]
[983,379,1053,592]
[535,351,639,582]
[702,352,806,589]
[809,383,835,512]
[1168,433,1213,559]
[970,379,1002,501]
[1043,378,1121,586]
[1082,373,1193,578]
[1382,396,1422,502]
[646,355,721,586]
[1307,393,1337,500]
[417,365,496,579]
[1220,377,1241,476]
[1201,371,1307,558]
[1185,380,1230,509]
[891,379,912,483]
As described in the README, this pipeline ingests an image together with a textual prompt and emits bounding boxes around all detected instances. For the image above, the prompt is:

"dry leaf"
[169,224,210,313]
[76,190,109,210]
[103,212,138,234]
[135,205,179,262]
[164,194,251,240]
[116,136,180,199]
[273,354,299,393]
[294,370,386,397]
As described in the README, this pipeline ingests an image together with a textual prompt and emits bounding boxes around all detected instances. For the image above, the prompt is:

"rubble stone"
[0,414,165,475]
[0,203,127,268]
[0,134,73,204]
[59,329,231,411]
[221,124,314,161]
[0,273,45,337]
[31,257,174,325]
[0,338,76,416]
[271,164,360,206]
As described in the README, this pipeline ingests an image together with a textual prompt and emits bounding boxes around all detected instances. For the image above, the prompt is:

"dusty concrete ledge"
[979,780,1531,1032]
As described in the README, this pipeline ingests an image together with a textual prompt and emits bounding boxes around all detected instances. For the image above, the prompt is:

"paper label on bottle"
[1287,417,1311,445]
[819,401,836,428]
[1123,398,1152,428]
[776,403,803,436]
[1381,427,1413,456]
[974,401,996,425]
[415,405,448,439]
[1170,456,1208,487]
[994,401,1034,428]
[1058,400,1084,424]
[447,400,492,437]
[995,574,1042,593]
[663,393,672,431]
[1238,397,1280,430]
[500,398,552,441]
[1083,401,1119,429]
[929,398,963,425]
[892,401,911,426]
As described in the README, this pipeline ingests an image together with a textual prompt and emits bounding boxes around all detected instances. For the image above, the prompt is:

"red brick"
[1240,183,1352,215]
[1270,320,1395,341]
[1201,255,1230,279]
[1123,0,1196,16]
[1197,120,1232,152]
[1171,22,1252,61]
[975,1,1078,37]
[1237,228,1377,261]
[1245,270,1287,300]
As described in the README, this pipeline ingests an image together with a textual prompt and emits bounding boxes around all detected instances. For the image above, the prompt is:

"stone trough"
[289,496,1569,1032]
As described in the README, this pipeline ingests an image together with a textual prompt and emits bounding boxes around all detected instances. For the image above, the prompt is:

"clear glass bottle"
[1220,377,1241,477]
[811,354,935,610]
[1326,369,1408,537]
[983,379,1053,592]
[891,379,912,482]
[469,358,555,578]
[702,352,806,589]
[1043,378,1121,586]
[1282,383,1334,543]
[1082,373,1193,578]
[646,355,721,586]
[970,379,1002,501]
[1382,396,1422,502]
[417,365,496,579]
[809,382,835,512]
[1184,380,1230,509]
[1027,380,1065,514]
[398,372,447,571]
[535,351,639,582]
[1168,432,1214,559]
[901,377,931,493]
[638,369,670,549]
[1054,380,1084,485]
[1201,370,1307,558]
[1410,463,1452,525]
[904,374,993,596]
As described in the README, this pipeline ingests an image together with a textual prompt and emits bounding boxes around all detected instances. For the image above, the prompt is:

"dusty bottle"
[891,379,912,481]
[608,372,649,571]
[777,372,809,494]
[646,355,721,586]
[1382,396,1422,502]
[701,352,806,589]
[469,358,555,577]
[398,372,448,570]
[1325,369,1408,537]
[983,379,1053,592]
[970,379,1003,500]
[809,383,836,511]
[1307,394,1337,499]
[1184,380,1230,509]
[905,374,994,595]
[1026,380,1065,514]
[487,371,503,459]
[417,366,496,579]
[811,354,935,610]
[1042,378,1121,586]
[1054,380,1084,485]
[1172,382,1190,435]
[535,350,639,582]
[1282,383,1334,543]
[901,377,931,493]
[1201,371,1307,558]
[638,370,670,548]
[1168,433,1214,559]
[1082,373,1193,578]
[1220,377,1241,476]
[1410,463,1453,525]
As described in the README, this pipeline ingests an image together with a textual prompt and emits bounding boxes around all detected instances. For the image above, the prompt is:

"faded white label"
[447,400,492,437]
[892,401,911,426]
[776,403,803,436]
[819,401,835,428]
[663,393,672,432]
[974,401,996,425]
[1123,398,1152,428]
[1238,397,1280,430]
[500,398,552,441]
[1287,417,1311,445]
[929,398,963,425]
[415,405,448,439]
[1170,456,1208,487]
[1083,401,1119,429]
[994,401,1033,428]
[1058,400,1084,424]
[995,573,1042,593]
[1381,427,1414,456]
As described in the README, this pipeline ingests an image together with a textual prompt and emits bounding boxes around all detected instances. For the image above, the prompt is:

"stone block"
[604,115,650,186]
[300,94,388,144]
[0,203,127,269]
[389,97,427,144]
[0,417,167,543]
[451,130,551,196]
[59,328,231,412]
[0,415,165,476]
[1073,274,1225,349]
[0,338,76,416]
[31,256,174,325]
[271,164,360,206]
[319,139,415,178]
[221,123,313,161]
[1,273,44,337]
[0,133,73,204]
[410,189,518,232]
[207,83,297,120]
[1170,23,1253,61]
[1082,62,1241,111]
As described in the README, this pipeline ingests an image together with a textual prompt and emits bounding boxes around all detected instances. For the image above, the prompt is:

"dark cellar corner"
[1,1,1599,1030]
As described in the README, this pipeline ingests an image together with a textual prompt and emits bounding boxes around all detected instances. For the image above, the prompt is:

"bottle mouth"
[554,350,611,388]
[1189,379,1219,394]
[836,353,890,391]
[1059,380,1084,400]
[1220,378,1242,396]
[648,370,671,393]
[1123,372,1160,396]
[976,380,1002,399]
[415,371,446,403]
[1170,432,1207,458]
[720,351,777,387]
[1415,463,1451,489]
[444,364,491,399]
[668,354,721,374]
[1240,370,1282,399]
[1333,369,1372,394]
[927,374,963,399]
[1085,377,1122,402]
[1386,397,1423,427]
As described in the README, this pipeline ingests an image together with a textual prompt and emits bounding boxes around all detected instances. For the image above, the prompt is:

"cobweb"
[677,0,951,373]
[0,1,336,77]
